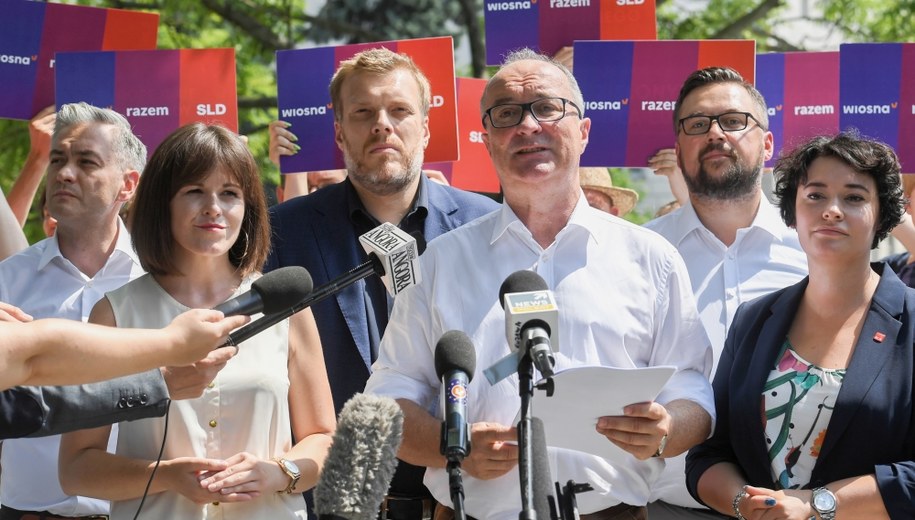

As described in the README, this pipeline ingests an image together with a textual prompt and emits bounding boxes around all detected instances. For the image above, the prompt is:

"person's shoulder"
[0,238,51,272]
[429,183,500,211]
[271,182,347,218]
[642,205,685,233]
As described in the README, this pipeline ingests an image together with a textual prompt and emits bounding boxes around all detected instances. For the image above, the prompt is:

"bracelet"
[732,485,749,520]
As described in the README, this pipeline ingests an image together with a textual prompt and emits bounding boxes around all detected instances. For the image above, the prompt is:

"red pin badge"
[873,332,886,343]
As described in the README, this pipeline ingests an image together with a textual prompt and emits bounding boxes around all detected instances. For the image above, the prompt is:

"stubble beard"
[344,145,423,197]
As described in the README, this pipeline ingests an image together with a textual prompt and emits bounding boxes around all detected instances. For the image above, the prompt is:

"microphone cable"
[132,398,171,520]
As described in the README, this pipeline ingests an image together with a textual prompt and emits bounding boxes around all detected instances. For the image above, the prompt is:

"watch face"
[814,490,836,510]
[282,459,300,475]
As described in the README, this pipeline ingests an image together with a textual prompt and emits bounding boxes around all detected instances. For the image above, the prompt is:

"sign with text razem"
[574,39,755,167]
[0,0,158,120]
[756,52,839,167]
[484,0,657,65]
[55,48,238,154]
[839,43,915,172]
[276,36,458,174]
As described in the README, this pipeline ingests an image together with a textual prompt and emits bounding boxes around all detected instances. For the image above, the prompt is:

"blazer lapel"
[422,182,459,242]
[311,190,372,370]
[817,267,904,463]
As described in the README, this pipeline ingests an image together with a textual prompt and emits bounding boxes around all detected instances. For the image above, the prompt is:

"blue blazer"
[686,264,915,519]
[265,178,498,413]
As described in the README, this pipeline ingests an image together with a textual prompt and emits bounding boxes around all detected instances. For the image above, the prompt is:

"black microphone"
[313,393,403,520]
[435,330,476,462]
[223,227,426,347]
[213,266,313,316]
[499,270,559,378]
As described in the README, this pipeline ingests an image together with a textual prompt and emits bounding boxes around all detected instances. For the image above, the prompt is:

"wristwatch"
[811,487,837,520]
[651,434,668,458]
[274,457,301,494]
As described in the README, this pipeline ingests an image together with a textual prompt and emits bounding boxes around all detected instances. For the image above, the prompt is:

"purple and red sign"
[0,0,158,120]
[55,49,238,154]
[756,52,839,166]
[484,0,657,65]
[574,39,756,167]
[276,37,458,174]
[839,43,915,172]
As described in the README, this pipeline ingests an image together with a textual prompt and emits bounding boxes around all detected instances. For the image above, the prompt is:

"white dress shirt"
[365,196,714,520]
[644,198,807,508]
[0,220,143,516]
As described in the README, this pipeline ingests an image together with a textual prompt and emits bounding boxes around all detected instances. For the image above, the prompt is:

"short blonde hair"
[329,48,431,120]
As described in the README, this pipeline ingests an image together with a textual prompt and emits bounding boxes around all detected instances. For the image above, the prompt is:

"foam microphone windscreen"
[314,393,404,520]
[498,270,549,308]
[434,330,477,382]
[253,266,313,314]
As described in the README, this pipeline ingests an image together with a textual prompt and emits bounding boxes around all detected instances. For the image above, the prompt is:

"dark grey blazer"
[1,369,169,439]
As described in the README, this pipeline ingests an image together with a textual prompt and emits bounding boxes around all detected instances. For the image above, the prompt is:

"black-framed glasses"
[678,111,766,135]
[483,97,582,128]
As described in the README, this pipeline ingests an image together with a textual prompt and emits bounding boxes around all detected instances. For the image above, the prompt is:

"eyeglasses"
[483,97,582,128]
[678,111,766,135]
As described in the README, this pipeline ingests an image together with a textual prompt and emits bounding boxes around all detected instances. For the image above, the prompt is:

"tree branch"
[200,0,288,49]
[711,0,785,39]
[457,0,485,77]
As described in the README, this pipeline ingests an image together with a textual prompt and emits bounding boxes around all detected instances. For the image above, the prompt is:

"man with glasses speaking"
[644,68,808,519]
[365,49,715,519]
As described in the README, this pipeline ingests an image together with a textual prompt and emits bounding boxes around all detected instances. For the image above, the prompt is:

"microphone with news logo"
[313,393,403,520]
[499,270,559,378]
[222,224,425,347]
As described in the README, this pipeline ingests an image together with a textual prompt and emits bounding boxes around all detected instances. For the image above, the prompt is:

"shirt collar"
[37,218,139,271]
[346,174,430,225]
[489,192,601,247]
[664,194,785,247]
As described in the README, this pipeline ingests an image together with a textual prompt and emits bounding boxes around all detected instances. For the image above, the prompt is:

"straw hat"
[579,167,639,216]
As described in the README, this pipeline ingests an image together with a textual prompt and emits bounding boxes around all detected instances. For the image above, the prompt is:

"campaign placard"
[55,48,238,154]
[0,0,158,120]
[839,43,915,172]
[574,39,756,167]
[426,78,500,194]
[757,52,839,167]
[276,36,458,174]
[484,0,657,65]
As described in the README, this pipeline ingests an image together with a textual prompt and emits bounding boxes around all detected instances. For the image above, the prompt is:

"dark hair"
[130,123,270,275]
[673,67,769,134]
[774,131,904,249]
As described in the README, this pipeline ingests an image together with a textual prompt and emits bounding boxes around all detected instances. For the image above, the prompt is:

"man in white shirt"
[365,49,714,520]
[0,102,149,520]
[644,68,808,519]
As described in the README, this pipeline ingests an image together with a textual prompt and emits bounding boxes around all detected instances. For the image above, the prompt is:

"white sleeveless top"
[107,273,306,519]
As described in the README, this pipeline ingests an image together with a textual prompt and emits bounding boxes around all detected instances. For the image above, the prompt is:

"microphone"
[223,226,426,347]
[435,330,476,462]
[531,417,557,520]
[314,393,403,520]
[499,270,559,378]
[213,266,313,316]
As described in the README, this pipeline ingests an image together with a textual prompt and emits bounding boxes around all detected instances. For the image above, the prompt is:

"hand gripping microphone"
[213,266,313,316]
[313,393,403,520]
[222,225,426,347]
[499,270,559,378]
[435,330,476,462]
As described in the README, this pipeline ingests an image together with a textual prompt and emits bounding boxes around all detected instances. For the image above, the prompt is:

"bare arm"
[0,189,28,261]
[8,106,55,225]
[397,398,518,480]
[0,299,248,390]
[198,308,336,497]
[649,148,689,206]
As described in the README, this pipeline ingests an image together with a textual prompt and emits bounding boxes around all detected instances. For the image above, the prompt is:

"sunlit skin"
[46,123,136,231]
[583,187,619,216]
[170,167,245,264]
[334,68,429,197]
[794,156,879,266]
[674,83,773,201]
[307,169,347,193]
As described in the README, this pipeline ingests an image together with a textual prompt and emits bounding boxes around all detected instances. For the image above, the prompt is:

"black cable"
[132,398,171,520]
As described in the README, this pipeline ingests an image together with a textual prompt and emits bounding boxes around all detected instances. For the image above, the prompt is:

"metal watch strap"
[274,457,300,494]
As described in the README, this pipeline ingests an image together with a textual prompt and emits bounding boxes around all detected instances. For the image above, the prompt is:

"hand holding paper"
[596,401,671,461]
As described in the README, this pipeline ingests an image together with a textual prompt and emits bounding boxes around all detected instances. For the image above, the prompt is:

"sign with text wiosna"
[55,48,238,154]
[276,37,458,174]
[574,39,756,167]
[0,0,158,121]
[424,77,501,194]
[484,0,657,65]
[756,52,839,167]
[839,43,915,172]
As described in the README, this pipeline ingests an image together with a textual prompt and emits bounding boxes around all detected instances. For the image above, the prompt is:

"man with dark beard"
[643,67,809,519]
[265,48,498,519]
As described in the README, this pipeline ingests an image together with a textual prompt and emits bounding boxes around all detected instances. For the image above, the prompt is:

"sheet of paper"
[522,365,675,464]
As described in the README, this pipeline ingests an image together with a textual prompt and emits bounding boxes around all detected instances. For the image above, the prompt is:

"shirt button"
[209,419,218,428]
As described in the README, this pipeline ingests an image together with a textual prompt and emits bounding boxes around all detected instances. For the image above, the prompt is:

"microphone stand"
[447,460,466,520]
[517,342,555,519]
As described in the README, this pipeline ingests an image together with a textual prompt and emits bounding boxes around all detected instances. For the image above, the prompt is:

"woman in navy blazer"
[686,132,915,520]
